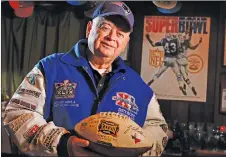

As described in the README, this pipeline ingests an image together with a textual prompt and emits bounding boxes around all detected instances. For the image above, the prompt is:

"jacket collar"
[60,39,88,67]
[60,39,128,72]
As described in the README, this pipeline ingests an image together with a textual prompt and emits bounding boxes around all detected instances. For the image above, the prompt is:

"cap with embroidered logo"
[92,1,134,31]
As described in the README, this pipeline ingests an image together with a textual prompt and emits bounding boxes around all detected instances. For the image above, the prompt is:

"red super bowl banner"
[141,16,211,102]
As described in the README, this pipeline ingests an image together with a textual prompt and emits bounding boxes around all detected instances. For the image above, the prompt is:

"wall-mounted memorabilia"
[141,16,211,102]
[220,74,226,113]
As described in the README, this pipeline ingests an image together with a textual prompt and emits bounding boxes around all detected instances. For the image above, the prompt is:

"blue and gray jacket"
[3,39,167,156]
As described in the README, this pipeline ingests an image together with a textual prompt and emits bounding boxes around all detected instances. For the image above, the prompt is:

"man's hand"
[145,33,155,46]
[199,37,202,44]
[145,33,150,40]
[67,136,102,156]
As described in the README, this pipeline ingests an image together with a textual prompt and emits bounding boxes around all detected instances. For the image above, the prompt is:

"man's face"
[86,16,130,60]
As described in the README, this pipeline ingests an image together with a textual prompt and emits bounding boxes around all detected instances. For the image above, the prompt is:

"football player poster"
[141,16,211,102]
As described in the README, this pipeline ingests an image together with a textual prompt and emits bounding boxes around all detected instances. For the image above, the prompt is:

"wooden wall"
[125,1,226,125]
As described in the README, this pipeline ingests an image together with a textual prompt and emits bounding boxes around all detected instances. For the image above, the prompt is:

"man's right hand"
[67,136,103,156]
[145,33,150,39]
[145,33,155,46]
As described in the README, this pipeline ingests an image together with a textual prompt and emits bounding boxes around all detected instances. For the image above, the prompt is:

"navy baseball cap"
[92,1,134,31]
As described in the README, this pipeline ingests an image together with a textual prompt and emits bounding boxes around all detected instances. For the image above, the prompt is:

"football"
[74,112,154,156]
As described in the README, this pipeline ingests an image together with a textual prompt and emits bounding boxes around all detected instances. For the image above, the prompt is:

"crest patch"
[55,80,77,99]
[27,73,39,85]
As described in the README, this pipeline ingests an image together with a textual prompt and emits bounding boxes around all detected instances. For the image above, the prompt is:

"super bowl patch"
[23,125,39,143]
[112,92,139,115]
[55,80,77,99]
[8,113,33,132]
[16,86,41,98]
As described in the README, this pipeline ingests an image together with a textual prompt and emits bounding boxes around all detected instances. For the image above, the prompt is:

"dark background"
[1,1,226,154]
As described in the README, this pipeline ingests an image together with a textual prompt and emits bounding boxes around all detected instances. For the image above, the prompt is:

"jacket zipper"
[82,66,99,98]
[99,74,125,104]
[83,66,125,112]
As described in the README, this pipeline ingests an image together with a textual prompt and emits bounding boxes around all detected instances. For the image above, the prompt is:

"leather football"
[74,112,153,156]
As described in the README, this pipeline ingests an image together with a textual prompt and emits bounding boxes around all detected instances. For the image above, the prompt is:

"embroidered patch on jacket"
[8,113,33,132]
[55,80,77,99]
[23,125,39,143]
[5,108,23,114]
[10,98,37,110]
[26,73,39,85]
[43,128,62,150]
[112,92,139,115]
[16,86,41,98]
[32,124,48,146]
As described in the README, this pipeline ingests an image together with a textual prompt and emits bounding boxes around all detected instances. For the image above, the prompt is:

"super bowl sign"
[145,16,208,34]
[141,16,211,102]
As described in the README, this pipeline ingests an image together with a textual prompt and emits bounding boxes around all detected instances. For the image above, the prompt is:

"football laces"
[99,112,129,120]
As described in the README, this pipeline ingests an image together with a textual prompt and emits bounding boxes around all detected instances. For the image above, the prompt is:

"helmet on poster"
[165,33,172,40]
[177,33,185,42]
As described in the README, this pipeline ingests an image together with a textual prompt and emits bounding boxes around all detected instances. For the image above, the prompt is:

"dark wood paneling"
[126,1,226,124]
[214,2,226,125]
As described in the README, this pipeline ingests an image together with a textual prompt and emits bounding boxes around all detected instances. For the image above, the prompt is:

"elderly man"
[4,1,168,156]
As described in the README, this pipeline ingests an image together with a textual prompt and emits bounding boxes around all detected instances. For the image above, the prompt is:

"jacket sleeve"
[141,94,169,156]
[3,66,70,156]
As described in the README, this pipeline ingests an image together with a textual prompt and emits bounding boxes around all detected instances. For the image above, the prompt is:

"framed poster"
[141,16,211,102]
